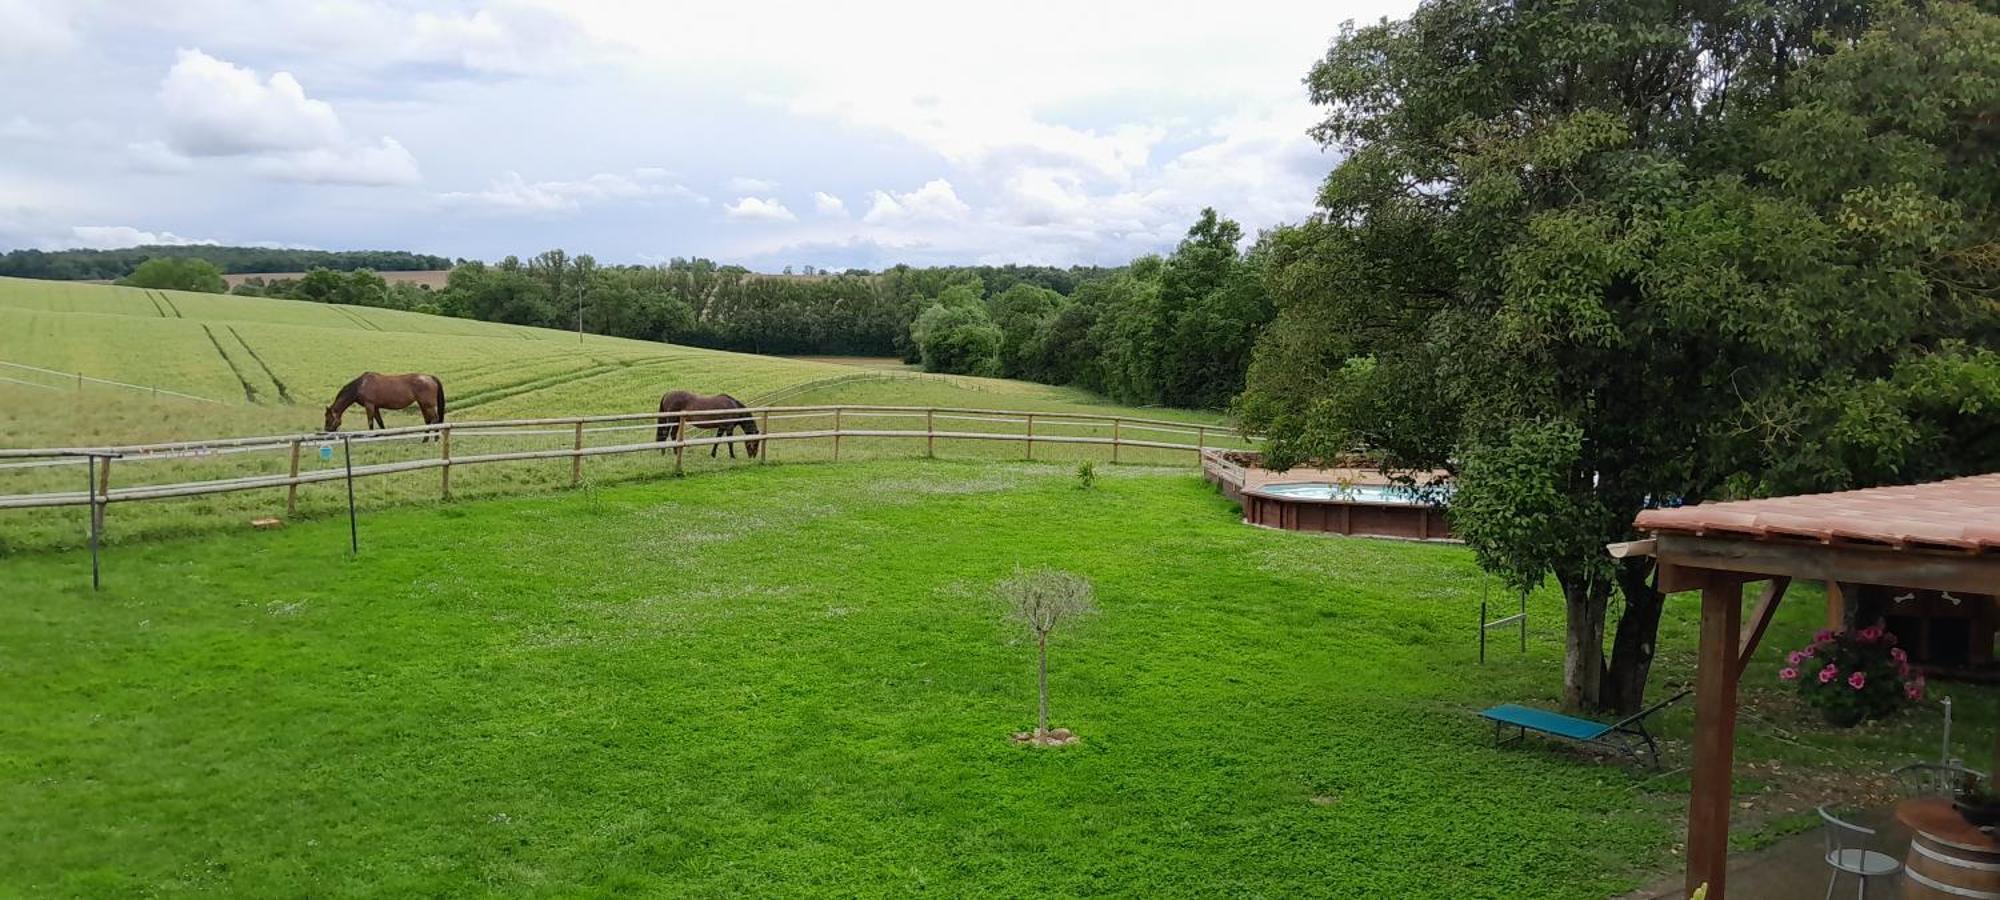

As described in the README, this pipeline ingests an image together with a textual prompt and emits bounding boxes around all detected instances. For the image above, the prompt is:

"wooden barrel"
[1902,806,2000,899]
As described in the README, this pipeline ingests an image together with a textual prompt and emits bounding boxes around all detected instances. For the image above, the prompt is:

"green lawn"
[3,459,1988,896]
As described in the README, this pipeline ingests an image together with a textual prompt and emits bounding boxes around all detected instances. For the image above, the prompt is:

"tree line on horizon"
[51,222,1269,411]
[0,245,450,280]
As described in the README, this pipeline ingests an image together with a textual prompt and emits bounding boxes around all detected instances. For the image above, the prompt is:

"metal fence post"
[342,435,357,556]
[926,409,935,459]
[1112,418,1121,465]
[571,420,584,487]
[759,411,770,464]
[1026,413,1035,461]
[833,408,842,461]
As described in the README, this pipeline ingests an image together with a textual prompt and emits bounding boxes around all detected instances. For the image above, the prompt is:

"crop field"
[0,277,1245,552]
[1,460,1985,896]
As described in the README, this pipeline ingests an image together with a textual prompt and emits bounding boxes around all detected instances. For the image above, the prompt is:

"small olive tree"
[997,568,1098,741]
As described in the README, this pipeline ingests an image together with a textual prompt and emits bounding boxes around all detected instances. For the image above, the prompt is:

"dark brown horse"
[657,390,761,458]
[324,372,447,439]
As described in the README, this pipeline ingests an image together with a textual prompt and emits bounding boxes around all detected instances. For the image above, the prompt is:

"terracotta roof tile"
[1633,473,2000,553]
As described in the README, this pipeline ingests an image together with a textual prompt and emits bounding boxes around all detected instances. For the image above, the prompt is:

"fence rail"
[0,360,224,405]
[0,405,1253,514]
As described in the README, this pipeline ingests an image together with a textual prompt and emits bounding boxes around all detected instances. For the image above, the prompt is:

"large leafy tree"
[1241,0,2000,712]
[119,257,226,293]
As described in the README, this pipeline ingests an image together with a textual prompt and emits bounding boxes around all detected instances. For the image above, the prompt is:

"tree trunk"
[1600,559,1666,715]
[1561,572,1608,711]
[1036,636,1050,735]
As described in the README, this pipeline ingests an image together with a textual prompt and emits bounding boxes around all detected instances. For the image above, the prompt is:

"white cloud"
[40,225,219,251]
[125,140,196,174]
[160,49,344,156]
[812,191,847,217]
[861,179,971,224]
[152,48,420,187]
[439,169,698,213]
[723,197,797,223]
[249,137,421,186]
[727,176,778,193]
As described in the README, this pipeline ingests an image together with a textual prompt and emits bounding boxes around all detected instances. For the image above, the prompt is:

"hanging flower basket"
[1777,620,1923,727]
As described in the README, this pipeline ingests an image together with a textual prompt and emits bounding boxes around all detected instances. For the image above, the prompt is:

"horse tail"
[432,377,447,424]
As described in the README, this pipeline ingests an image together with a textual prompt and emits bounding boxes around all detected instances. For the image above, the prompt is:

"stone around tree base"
[1011,728,1078,747]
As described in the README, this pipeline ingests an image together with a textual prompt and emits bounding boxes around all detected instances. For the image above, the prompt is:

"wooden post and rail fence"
[0,405,1253,521]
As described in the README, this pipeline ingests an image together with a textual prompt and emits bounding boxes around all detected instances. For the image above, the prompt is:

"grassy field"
[1,460,1987,896]
[0,276,1244,552]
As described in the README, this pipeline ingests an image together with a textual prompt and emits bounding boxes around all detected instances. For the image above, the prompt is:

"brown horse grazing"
[324,372,447,439]
[657,390,761,458]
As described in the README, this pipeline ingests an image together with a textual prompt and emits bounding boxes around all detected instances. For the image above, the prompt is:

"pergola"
[1622,473,2000,899]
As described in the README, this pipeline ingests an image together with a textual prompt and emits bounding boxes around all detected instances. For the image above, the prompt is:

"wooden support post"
[439,426,452,500]
[1736,576,1791,678]
[759,411,770,465]
[1687,577,1743,899]
[571,421,584,487]
[675,414,689,475]
[1111,418,1121,464]
[286,439,301,516]
[1197,425,1206,464]
[833,408,842,461]
[1825,579,1850,631]
[1026,413,1035,461]
[926,409,935,459]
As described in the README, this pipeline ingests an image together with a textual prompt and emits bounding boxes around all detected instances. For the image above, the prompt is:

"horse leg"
[710,425,724,458]
[726,424,738,459]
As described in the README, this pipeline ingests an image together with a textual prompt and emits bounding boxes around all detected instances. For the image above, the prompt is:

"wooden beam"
[1736,576,1791,679]
[1824,580,1853,631]
[1658,562,1765,595]
[1687,580,1744,899]
[1606,538,1656,559]
[1656,533,2000,594]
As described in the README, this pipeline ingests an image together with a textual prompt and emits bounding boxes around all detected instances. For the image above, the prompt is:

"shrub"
[1778,620,1923,726]
[1075,461,1096,490]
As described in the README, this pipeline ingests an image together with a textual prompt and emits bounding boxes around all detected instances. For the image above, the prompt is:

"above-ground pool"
[1241,481,1455,541]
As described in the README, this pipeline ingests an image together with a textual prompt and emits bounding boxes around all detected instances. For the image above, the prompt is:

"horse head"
[322,405,343,432]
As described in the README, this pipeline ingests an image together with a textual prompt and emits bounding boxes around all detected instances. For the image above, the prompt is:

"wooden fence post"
[926,409,935,459]
[1197,425,1207,464]
[571,421,584,487]
[286,439,301,516]
[440,426,452,500]
[675,414,689,475]
[1026,413,1035,461]
[1112,418,1121,465]
[833,408,842,461]
[759,411,770,465]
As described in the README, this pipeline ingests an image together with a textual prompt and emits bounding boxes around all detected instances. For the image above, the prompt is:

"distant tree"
[119,257,226,293]
[987,283,1064,379]
[292,268,345,303]
[911,302,1003,376]
[997,568,1098,743]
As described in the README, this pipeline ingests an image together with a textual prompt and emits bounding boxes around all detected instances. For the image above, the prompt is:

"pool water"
[1257,482,1442,505]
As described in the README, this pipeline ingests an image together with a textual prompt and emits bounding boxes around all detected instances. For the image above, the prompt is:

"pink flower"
[1848,671,1867,690]
[1819,664,1839,684]
[1858,624,1885,644]
[1907,677,1926,701]
[1779,667,1800,682]
[1891,647,1907,663]
[1814,629,1835,643]
[1787,650,1806,665]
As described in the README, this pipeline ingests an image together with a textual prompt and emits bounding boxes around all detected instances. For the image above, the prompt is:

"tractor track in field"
[144,292,169,318]
[227,327,294,404]
[330,305,384,331]
[448,356,703,413]
[153,291,183,318]
[201,325,263,403]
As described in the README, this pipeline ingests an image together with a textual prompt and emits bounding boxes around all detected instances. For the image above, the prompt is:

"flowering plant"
[1777,620,1922,726]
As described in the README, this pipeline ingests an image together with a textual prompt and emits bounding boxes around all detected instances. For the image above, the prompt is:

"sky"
[0,1,1416,270]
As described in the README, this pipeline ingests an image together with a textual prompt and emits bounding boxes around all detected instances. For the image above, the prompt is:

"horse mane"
[333,375,365,407]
